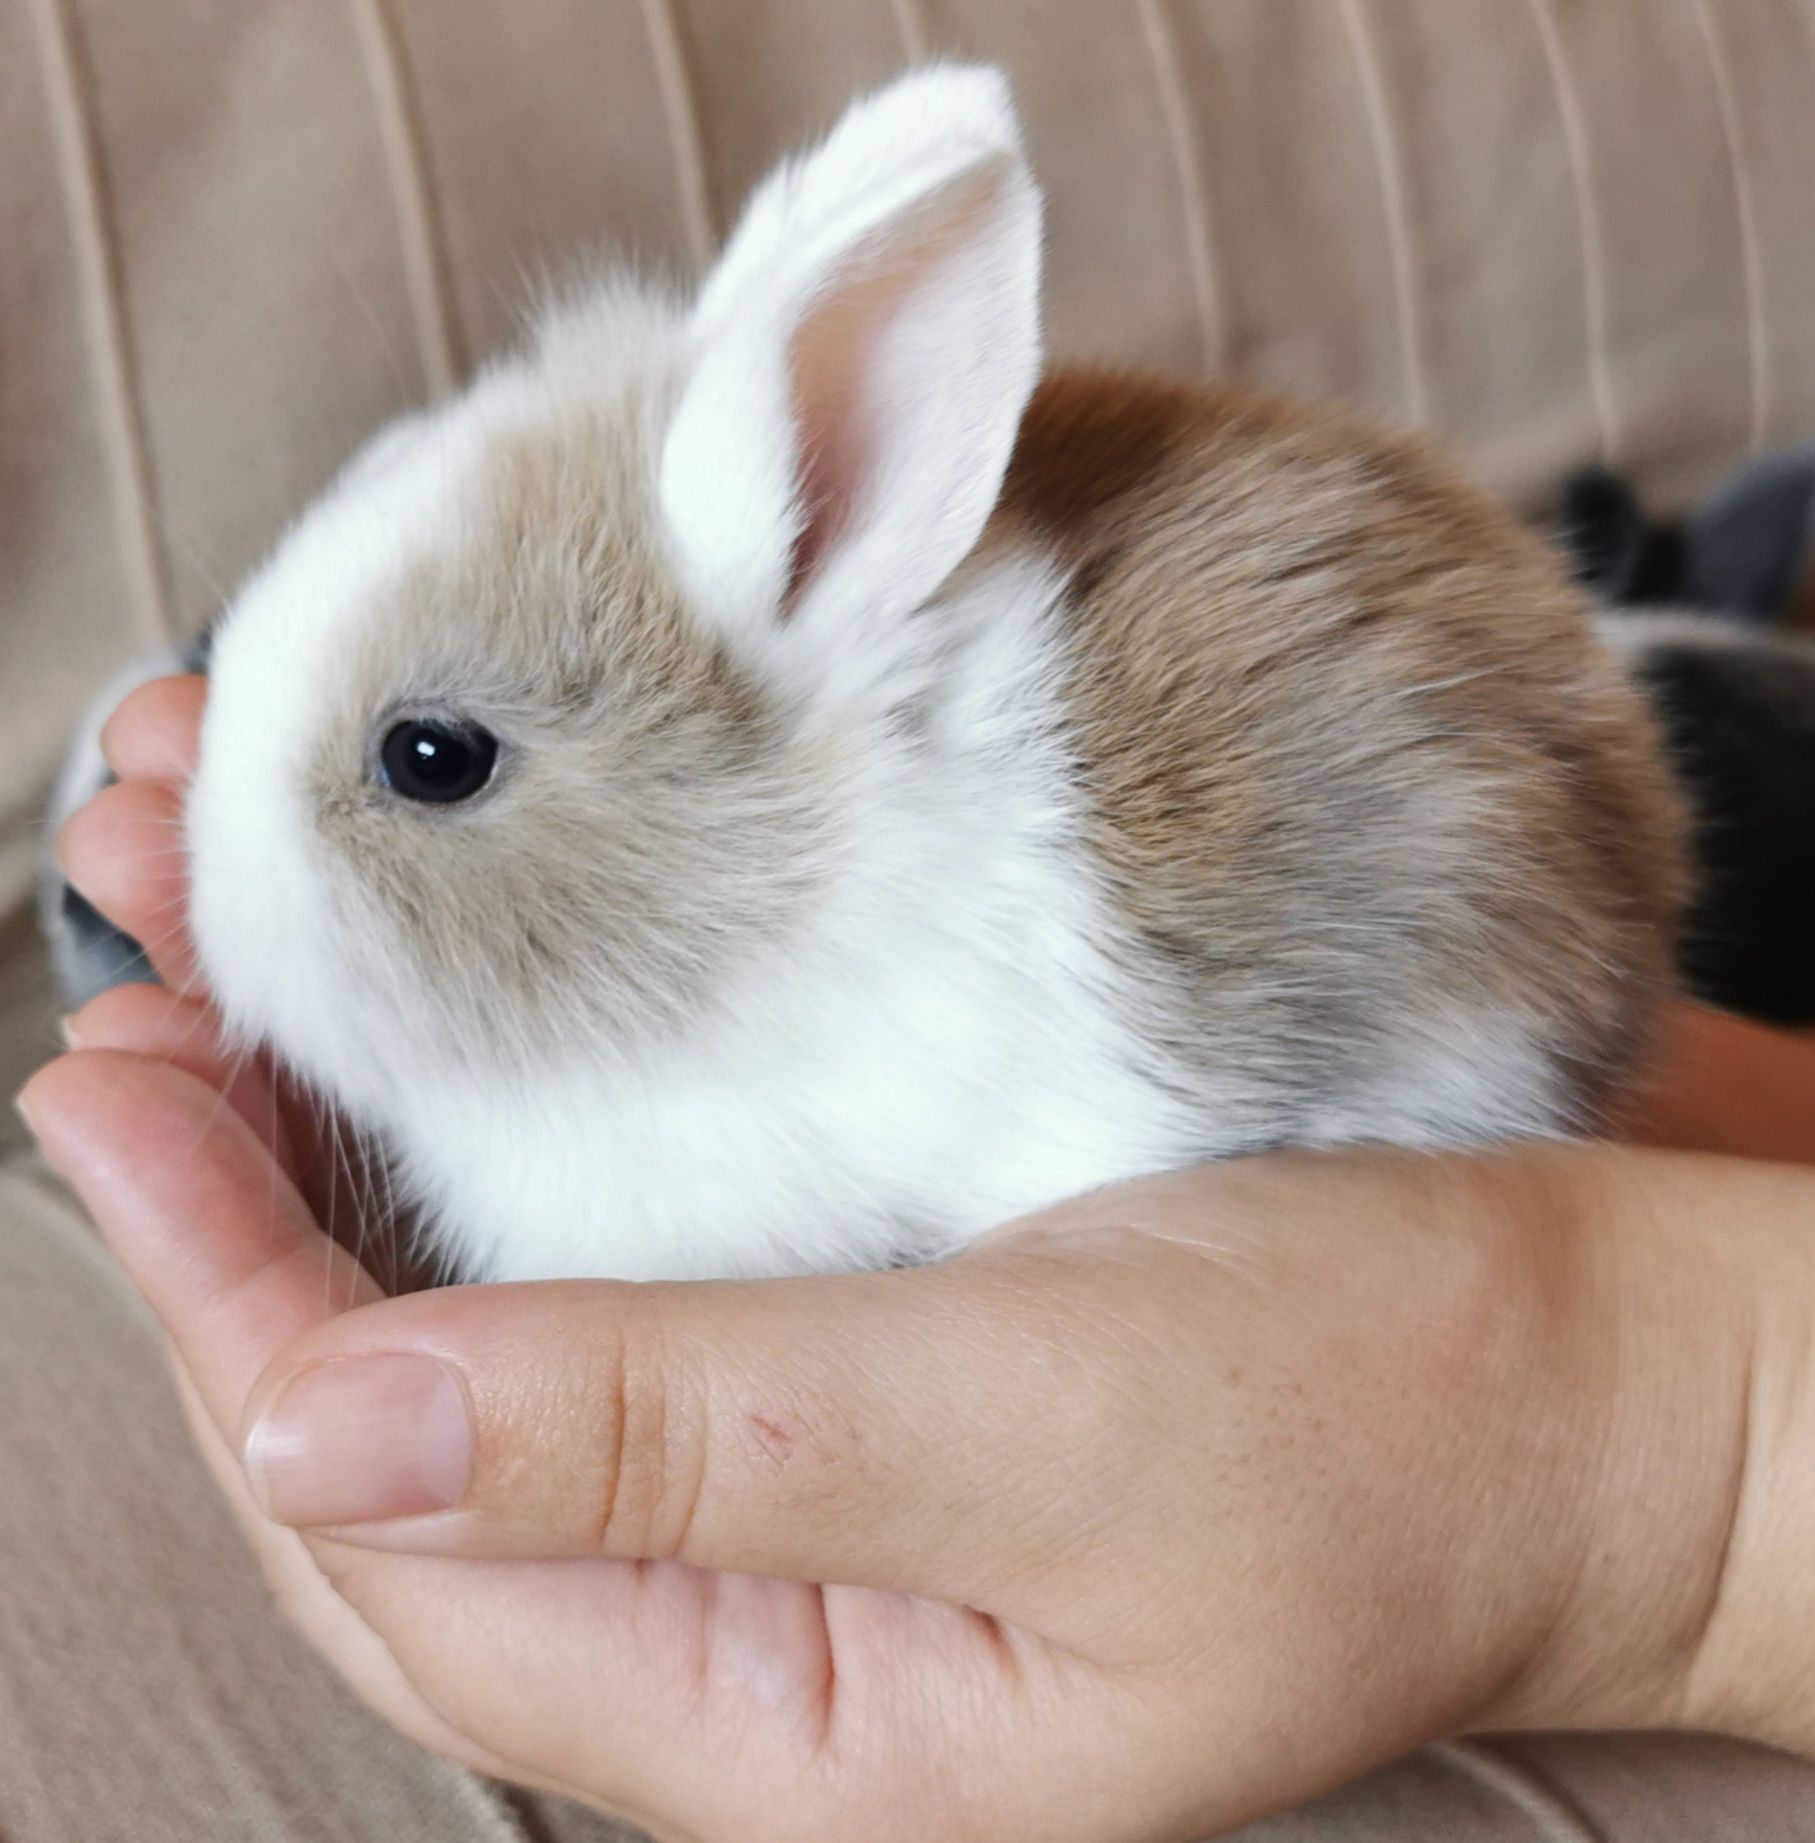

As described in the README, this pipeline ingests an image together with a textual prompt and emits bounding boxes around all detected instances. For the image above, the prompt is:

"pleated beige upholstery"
[4,4,1815,1838]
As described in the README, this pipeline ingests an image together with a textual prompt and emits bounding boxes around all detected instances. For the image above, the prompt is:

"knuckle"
[586,1294,709,1562]
[67,980,165,1043]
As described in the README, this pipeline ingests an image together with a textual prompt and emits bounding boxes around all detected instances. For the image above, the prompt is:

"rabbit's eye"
[378,718,499,805]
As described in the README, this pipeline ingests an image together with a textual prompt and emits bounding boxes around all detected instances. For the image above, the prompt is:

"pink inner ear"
[783,261,901,609]
[781,179,995,611]
[785,314,860,606]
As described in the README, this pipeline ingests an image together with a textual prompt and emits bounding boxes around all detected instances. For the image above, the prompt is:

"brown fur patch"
[999,369,1686,1130]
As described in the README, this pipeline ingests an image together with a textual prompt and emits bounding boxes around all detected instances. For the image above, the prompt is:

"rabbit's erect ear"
[659,65,1043,641]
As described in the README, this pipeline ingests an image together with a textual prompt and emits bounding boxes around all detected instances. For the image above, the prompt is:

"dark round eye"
[378,718,499,805]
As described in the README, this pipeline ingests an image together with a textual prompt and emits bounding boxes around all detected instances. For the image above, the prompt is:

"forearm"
[1618,1008,1815,1166]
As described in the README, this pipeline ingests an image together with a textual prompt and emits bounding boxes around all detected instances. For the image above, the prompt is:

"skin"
[17,674,1815,1843]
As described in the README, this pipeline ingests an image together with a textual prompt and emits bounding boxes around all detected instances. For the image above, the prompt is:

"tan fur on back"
[999,370,1685,1132]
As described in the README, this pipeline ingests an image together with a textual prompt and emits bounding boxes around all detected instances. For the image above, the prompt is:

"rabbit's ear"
[658,65,1042,642]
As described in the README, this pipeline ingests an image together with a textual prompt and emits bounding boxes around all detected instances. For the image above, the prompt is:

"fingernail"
[57,1015,79,1051]
[244,1354,472,1527]
[12,1084,39,1135]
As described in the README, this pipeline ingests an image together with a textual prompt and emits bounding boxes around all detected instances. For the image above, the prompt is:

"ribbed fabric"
[23,0,177,651]
[1135,0,1229,374]
[638,0,718,265]
[1524,0,1622,464]
[345,0,467,393]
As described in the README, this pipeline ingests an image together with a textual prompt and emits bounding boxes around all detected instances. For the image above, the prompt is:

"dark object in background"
[1562,466,1688,608]
[1613,620,1815,1026]
[1561,449,1815,1028]
[1562,442,1815,622]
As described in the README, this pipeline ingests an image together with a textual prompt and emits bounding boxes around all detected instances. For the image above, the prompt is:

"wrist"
[1474,1147,1815,1749]
[1642,1152,1815,1752]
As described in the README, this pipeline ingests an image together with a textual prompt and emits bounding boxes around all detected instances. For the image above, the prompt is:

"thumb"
[237,1250,1109,1608]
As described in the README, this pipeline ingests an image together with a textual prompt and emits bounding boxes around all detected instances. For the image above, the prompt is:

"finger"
[100,672,207,785]
[165,1357,550,1791]
[229,1253,1102,1612]
[62,983,299,1178]
[184,1324,771,1831]
[60,988,413,1289]
[180,1334,742,1831]
[13,1059,799,1827]
[18,1056,616,1804]
[57,780,198,989]
[16,1052,383,1441]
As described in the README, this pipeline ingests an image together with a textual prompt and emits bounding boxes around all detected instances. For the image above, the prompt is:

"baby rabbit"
[163,66,1681,1281]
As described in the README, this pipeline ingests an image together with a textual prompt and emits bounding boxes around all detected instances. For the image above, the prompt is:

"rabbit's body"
[1009,371,1680,1154]
[180,69,1683,1282]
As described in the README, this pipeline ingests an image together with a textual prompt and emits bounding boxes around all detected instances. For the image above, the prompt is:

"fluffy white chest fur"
[391,914,1191,1283]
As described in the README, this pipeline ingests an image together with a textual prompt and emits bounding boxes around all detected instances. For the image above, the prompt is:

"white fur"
[188,421,460,1108]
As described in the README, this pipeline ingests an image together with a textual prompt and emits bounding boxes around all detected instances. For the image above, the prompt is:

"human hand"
[21,678,1815,1842]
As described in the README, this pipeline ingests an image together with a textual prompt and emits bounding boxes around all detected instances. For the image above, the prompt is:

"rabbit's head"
[187,66,1046,1121]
